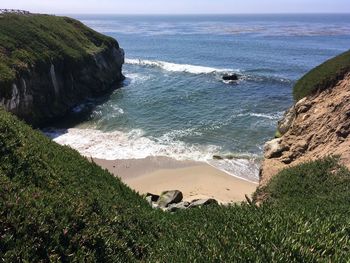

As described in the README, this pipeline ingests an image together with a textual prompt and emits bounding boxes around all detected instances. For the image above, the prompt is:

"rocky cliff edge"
[0,14,124,126]
[260,73,350,186]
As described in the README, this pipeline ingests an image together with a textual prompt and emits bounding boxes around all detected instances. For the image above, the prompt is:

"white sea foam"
[125,58,236,75]
[159,128,203,142]
[207,158,260,183]
[45,128,217,161]
[241,74,292,84]
[111,105,124,115]
[44,128,260,182]
[237,112,283,120]
[126,73,151,83]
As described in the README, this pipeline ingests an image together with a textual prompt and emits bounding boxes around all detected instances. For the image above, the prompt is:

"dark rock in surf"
[222,74,239,81]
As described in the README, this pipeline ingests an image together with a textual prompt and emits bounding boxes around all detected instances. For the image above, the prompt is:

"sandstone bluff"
[260,73,350,186]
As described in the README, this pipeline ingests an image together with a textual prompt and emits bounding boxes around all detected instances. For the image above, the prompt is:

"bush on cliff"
[293,49,350,101]
[257,157,350,211]
[0,109,349,262]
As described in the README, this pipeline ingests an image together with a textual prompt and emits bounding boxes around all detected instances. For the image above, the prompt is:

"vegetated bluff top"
[0,13,119,90]
[293,49,350,101]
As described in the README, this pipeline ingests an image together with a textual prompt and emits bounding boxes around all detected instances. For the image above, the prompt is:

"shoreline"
[206,161,260,184]
[93,156,258,204]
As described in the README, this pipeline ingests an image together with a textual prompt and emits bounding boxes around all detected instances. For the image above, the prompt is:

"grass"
[293,49,350,101]
[0,108,349,262]
[0,14,118,93]
[0,17,349,259]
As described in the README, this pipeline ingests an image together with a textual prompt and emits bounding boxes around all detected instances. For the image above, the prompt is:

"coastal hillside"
[261,50,350,185]
[0,13,349,261]
[0,13,124,126]
[0,109,349,261]
[293,49,350,101]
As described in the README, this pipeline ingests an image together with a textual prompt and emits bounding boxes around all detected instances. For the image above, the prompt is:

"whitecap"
[236,112,283,120]
[125,58,237,75]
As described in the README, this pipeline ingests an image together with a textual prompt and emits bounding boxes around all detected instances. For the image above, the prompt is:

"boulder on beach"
[167,201,190,212]
[157,190,183,207]
[188,198,218,208]
[145,193,160,205]
[145,190,220,211]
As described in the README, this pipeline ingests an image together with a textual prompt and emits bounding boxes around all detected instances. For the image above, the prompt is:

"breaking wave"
[125,58,292,85]
[125,58,238,75]
[44,128,260,183]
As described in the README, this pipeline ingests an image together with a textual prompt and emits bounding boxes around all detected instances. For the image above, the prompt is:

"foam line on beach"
[44,127,260,182]
[207,159,260,184]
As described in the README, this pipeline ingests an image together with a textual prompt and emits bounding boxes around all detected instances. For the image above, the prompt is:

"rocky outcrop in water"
[222,73,239,81]
[260,73,350,186]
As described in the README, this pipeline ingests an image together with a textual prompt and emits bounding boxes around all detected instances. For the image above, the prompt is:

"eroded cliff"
[0,13,124,126]
[260,73,350,186]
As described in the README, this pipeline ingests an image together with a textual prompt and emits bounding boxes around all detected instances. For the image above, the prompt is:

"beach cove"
[93,156,257,203]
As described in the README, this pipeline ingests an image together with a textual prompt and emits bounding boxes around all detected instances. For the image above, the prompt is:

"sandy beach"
[93,156,258,204]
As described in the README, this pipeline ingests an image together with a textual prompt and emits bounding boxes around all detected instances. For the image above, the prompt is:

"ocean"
[45,14,350,182]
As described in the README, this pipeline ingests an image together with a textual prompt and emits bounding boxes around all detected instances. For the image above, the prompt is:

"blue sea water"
[48,14,350,182]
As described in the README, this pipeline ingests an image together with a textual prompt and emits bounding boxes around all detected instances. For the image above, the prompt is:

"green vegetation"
[293,49,350,101]
[274,129,282,138]
[0,14,118,92]
[0,108,349,262]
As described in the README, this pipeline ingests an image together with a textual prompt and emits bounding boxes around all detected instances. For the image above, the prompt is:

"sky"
[2,0,350,14]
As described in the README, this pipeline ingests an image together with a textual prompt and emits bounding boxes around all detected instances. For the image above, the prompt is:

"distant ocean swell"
[83,21,350,37]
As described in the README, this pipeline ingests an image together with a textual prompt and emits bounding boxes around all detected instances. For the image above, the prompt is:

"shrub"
[293,49,350,101]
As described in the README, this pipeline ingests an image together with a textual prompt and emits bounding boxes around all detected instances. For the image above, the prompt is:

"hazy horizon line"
[52,12,350,16]
[3,8,348,15]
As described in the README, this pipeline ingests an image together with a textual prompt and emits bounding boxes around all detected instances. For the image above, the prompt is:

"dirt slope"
[260,73,350,185]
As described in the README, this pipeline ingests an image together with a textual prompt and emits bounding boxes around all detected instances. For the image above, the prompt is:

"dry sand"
[93,156,257,204]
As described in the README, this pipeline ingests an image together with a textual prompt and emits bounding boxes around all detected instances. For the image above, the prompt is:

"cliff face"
[1,45,124,126]
[0,14,124,126]
[260,73,350,186]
